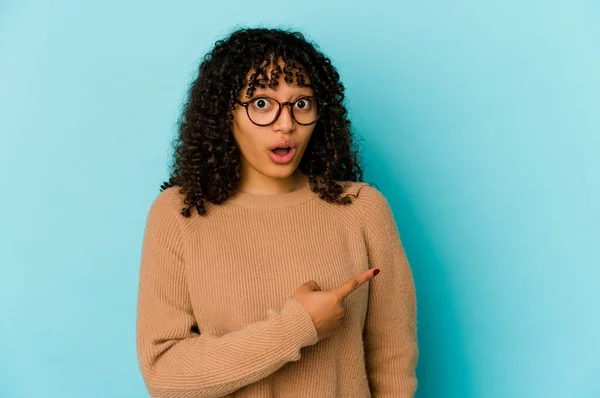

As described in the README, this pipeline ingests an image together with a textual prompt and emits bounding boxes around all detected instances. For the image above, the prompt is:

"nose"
[272,104,295,132]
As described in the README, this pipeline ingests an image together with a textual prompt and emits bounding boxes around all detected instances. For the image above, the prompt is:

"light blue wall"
[1,1,598,397]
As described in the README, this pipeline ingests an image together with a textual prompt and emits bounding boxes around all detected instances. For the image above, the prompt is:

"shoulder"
[147,186,187,216]
[145,186,222,236]
[327,181,393,233]
[338,181,398,237]
[143,186,190,232]
[338,180,390,211]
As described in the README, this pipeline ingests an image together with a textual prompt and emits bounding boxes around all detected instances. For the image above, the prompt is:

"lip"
[268,147,296,164]
[269,139,296,151]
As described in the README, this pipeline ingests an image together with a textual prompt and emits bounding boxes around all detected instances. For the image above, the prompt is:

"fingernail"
[373,269,380,276]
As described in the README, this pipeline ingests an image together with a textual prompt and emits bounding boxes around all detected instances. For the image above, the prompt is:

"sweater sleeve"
[135,191,319,398]
[359,185,419,397]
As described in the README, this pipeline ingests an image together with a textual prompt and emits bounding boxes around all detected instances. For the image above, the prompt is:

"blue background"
[1,1,599,397]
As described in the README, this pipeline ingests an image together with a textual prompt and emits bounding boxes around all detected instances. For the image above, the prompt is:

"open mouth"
[268,146,296,164]
[271,147,291,156]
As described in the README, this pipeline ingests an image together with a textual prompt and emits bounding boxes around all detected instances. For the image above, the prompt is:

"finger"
[332,268,379,300]
[303,280,322,291]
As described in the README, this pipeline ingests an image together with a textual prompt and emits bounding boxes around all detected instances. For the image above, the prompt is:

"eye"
[250,97,274,110]
[294,97,313,110]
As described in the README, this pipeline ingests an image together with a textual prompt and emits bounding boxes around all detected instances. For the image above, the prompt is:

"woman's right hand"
[292,268,380,341]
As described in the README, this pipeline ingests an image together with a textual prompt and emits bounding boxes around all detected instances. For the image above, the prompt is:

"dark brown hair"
[160,27,366,217]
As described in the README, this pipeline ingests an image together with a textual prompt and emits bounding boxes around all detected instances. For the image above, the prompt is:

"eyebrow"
[246,92,314,101]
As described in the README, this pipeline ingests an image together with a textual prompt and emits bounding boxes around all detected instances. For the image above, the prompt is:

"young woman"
[136,27,418,397]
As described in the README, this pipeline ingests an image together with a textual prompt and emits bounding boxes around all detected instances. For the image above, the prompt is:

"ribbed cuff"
[280,298,319,349]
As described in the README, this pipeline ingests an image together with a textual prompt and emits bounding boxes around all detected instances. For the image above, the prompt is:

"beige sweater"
[136,181,418,398]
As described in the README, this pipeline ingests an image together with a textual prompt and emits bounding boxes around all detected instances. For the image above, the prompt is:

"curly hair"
[160,26,367,217]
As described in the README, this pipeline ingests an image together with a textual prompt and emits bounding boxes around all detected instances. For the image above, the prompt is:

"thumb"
[302,280,322,291]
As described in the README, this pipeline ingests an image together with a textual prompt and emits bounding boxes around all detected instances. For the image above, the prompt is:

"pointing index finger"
[333,268,379,300]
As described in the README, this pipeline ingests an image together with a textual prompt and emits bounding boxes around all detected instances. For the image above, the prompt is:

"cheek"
[232,116,267,156]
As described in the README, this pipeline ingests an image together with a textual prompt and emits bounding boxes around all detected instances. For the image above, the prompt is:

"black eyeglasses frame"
[234,95,326,127]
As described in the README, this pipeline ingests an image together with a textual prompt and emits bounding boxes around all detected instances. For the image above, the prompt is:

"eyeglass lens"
[247,97,319,125]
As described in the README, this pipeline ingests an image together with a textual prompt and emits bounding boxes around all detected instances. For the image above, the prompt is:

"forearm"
[138,298,318,398]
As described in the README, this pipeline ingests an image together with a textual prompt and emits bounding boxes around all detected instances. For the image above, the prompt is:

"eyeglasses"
[234,96,324,126]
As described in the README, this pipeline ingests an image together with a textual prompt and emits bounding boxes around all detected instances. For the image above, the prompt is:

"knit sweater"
[136,181,418,398]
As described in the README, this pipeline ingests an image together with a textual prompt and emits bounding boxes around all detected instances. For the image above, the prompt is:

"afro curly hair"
[160,26,367,217]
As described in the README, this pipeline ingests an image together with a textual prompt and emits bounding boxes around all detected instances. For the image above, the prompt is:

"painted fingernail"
[373,269,380,276]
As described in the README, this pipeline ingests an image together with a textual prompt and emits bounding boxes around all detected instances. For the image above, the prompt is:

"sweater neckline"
[229,181,317,209]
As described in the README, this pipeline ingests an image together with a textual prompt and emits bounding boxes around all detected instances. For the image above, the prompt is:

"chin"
[269,168,297,178]
[265,165,299,176]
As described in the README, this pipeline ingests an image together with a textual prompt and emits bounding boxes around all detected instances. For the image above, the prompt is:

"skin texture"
[292,268,381,341]
[231,57,315,195]
[159,28,365,217]
[232,63,381,341]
